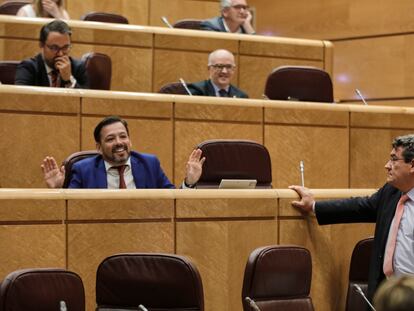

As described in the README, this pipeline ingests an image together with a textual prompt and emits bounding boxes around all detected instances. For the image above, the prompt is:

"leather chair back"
[95,253,204,311]
[173,19,203,30]
[158,82,188,95]
[242,245,314,311]
[0,268,85,311]
[0,61,19,84]
[345,237,374,311]
[0,1,29,15]
[196,139,272,188]
[80,12,129,24]
[265,66,334,103]
[82,52,112,90]
[62,150,99,188]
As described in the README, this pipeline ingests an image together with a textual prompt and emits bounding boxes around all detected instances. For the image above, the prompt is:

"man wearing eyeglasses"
[187,49,248,98]
[15,20,88,88]
[200,0,255,34]
[290,134,414,303]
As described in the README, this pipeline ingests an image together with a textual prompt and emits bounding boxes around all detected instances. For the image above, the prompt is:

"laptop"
[218,179,257,189]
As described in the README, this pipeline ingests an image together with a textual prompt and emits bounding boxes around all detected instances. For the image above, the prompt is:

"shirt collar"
[222,18,243,33]
[405,187,414,201]
[104,156,132,172]
[42,53,55,75]
[210,80,229,94]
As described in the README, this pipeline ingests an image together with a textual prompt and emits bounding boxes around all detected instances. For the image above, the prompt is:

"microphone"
[299,160,305,187]
[355,89,368,105]
[179,78,193,96]
[138,304,148,311]
[245,297,261,311]
[353,284,376,311]
[161,16,173,28]
[60,301,67,311]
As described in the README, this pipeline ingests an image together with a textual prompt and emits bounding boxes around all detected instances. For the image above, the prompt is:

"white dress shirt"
[104,157,136,189]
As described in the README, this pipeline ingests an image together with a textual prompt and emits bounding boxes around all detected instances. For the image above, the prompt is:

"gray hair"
[207,49,234,66]
[392,134,414,162]
[220,0,233,10]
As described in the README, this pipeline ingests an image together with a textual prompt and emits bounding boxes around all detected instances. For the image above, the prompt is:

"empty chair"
[0,60,19,84]
[0,1,29,15]
[158,82,188,95]
[82,52,112,90]
[242,245,314,311]
[62,150,98,188]
[265,66,334,103]
[80,12,129,24]
[0,268,85,311]
[196,139,272,188]
[345,237,374,311]
[96,253,204,310]
[173,19,203,30]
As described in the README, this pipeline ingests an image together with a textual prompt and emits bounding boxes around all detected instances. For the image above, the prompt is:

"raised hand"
[185,149,206,186]
[41,156,65,188]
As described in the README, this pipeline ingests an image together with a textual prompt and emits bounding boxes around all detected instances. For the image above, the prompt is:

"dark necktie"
[116,165,127,189]
[219,89,229,97]
[50,70,58,87]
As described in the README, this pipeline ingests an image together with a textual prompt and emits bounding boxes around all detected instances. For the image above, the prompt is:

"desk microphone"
[355,89,368,105]
[179,78,193,96]
[138,304,149,311]
[354,284,376,311]
[161,16,173,28]
[299,160,305,187]
[245,297,261,311]
[60,301,67,311]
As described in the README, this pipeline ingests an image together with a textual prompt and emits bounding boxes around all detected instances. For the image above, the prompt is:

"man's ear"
[222,8,229,18]
[96,142,101,153]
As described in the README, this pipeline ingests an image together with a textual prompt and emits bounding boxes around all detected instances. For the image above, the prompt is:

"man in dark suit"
[15,20,88,88]
[200,0,255,34]
[41,116,205,189]
[188,49,248,98]
[290,134,414,302]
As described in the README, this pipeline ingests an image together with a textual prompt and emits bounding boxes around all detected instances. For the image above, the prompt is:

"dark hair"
[94,116,130,143]
[39,20,72,45]
[374,276,414,311]
[392,134,414,162]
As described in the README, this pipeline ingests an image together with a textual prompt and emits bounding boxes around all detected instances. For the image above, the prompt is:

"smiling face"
[96,122,132,166]
[208,49,235,89]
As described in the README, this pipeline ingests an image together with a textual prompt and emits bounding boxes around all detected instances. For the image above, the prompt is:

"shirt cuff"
[63,75,77,88]
[182,180,196,189]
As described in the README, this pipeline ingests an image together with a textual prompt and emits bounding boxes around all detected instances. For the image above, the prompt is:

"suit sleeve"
[187,83,205,96]
[67,163,83,188]
[72,59,89,89]
[200,20,219,32]
[15,60,36,85]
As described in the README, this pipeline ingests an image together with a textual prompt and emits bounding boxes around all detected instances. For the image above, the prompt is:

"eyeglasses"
[388,156,406,163]
[231,4,249,10]
[209,64,236,71]
[45,44,72,53]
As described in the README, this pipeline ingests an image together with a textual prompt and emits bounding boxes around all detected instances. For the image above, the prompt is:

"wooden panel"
[350,111,414,129]
[66,0,149,25]
[68,222,174,311]
[343,99,414,108]
[265,125,349,188]
[0,114,79,188]
[0,38,38,60]
[174,121,262,185]
[0,224,65,280]
[0,200,64,221]
[239,56,323,99]
[176,220,278,311]
[155,33,238,52]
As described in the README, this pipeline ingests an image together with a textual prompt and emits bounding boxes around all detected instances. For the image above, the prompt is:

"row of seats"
[0,238,373,311]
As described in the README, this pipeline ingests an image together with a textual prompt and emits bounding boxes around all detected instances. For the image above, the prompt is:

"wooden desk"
[0,188,375,311]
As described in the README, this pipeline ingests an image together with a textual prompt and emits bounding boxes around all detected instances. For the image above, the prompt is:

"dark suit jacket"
[188,79,248,98]
[15,53,88,88]
[315,183,402,301]
[68,151,175,189]
[200,16,248,33]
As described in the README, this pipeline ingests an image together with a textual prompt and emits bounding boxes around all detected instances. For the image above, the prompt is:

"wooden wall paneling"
[343,99,414,108]
[0,38,38,60]
[0,199,64,221]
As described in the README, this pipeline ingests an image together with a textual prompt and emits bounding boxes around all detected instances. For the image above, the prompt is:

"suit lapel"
[95,157,108,188]
[131,155,146,188]
[206,80,217,96]
[379,191,402,251]
[35,54,51,87]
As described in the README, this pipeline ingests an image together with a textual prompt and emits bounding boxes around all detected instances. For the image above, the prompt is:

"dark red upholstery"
[196,139,272,188]
[95,253,204,310]
[242,245,314,311]
[0,1,29,15]
[80,12,129,24]
[265,66,334,103]
[173,19,203,30]
[62,150,98,188]
[158,82,188,95]
[0,268,85,311]
[0,61,19,84]
[82,52,112,90]
[345,237,374,311]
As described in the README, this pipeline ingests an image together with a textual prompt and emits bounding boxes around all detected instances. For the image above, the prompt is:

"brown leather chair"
[264,66,334,103]
[62,150,98,188]
[81,52,112,90]
[80,12,129,24]
[0,1,29,15]
[95,253,204,311]
[0,268,85,311]
[0,60,19,84]
[345,237,374,311]
[158,82,188,95]
[242,245,314,311]
[173,19,203,30]
[196,139,272,188]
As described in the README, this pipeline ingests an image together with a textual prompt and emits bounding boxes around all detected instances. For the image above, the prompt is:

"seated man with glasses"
[187,49,248,98]
[200,0,255,34]
[15,20,88,88]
